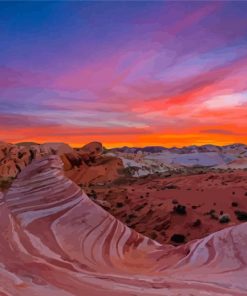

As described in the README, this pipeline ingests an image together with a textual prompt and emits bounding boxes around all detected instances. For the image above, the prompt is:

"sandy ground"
[85,169,247,244]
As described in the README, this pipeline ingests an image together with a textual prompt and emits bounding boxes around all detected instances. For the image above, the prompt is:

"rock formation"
[0,141,124,188]
[0,156,246,295]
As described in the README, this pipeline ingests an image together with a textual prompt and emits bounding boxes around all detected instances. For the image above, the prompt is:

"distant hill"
[109,143,247,154]
[16,141,40,146]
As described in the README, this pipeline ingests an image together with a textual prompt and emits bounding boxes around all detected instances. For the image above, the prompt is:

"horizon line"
[5,140,247,150]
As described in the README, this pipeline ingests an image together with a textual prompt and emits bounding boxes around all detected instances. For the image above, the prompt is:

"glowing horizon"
[1,2,247,147]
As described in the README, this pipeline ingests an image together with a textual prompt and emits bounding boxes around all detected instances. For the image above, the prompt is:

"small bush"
[192,219,201,227]
[173,204,187,215]
[219,214,230,224]
[116,202,124,208]
[205,209,218,220]
[170,234,186,244]
[163,185,178,190]
[235,210,247,221]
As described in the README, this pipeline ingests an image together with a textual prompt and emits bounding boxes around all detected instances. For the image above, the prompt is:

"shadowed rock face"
[0,156,247,295]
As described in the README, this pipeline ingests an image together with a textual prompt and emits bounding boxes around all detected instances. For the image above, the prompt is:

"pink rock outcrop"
[0,142,124,186]
[0,156,246,295]
[78,141,103,158]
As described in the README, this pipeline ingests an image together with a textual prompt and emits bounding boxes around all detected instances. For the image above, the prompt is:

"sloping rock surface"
[0,156,246,295]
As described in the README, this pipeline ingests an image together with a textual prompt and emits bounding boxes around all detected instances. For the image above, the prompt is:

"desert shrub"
[116,202,124,208]
[170,234,186,244]
[210,212,218,220]
[192,219,201,227]
[235,210,247,221]
[231,202,238,207]
[163,184,178,190]
[219,214,230,224]
[173,204,187,215]
[205,209,218,220]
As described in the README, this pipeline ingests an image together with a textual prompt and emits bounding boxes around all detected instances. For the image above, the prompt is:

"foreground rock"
[0,156,246,295]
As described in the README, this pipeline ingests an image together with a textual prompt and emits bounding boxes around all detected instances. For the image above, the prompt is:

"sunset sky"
[1,1,247,148]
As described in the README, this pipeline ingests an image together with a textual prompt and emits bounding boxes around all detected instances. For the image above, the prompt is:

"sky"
[0,1,247,148]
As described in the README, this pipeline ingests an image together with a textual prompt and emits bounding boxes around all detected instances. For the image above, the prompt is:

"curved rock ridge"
[1,156,247,295]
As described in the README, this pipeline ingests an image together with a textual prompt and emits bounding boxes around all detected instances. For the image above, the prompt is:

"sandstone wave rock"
[0,155,246,295]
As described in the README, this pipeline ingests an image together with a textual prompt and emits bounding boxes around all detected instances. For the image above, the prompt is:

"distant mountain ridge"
[107,143,247,176]
[1,141,247,183]
[109,143,247,154]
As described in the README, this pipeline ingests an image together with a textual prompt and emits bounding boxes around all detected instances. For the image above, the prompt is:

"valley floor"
[85,169,247,244]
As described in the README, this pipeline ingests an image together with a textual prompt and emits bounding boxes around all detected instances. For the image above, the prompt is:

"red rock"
[0,156,246,295]
[79,141,103,158]
[0,142,123,186]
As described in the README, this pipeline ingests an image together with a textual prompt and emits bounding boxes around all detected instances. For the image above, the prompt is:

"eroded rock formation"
[0,142,124,188]
[0,156,246,295]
